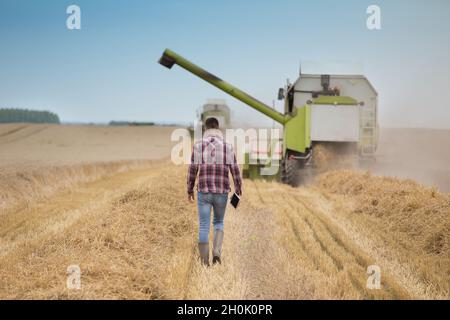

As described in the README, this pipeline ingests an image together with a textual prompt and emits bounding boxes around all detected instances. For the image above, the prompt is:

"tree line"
[0,108,60,124]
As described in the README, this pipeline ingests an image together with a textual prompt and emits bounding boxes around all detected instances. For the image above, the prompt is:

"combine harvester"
[159,49,378,186]
[197,99,231,129]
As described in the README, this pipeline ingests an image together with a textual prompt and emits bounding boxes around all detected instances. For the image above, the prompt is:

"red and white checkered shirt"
[187,129,242,195]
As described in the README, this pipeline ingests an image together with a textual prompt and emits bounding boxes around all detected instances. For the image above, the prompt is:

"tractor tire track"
[249,181,413,299]
[0,125,49,145]
[284,196,371,298]
[0,125,27,138]
[292,191,413,299]
[287,215,321,271]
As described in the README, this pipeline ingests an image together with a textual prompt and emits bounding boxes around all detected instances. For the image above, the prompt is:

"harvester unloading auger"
[158,49,378,186]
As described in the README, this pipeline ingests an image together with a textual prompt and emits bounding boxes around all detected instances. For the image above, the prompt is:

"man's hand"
[236,189,242,196]
[188,193,195,203]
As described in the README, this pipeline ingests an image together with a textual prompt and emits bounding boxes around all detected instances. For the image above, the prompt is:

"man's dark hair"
[205,117,219,129]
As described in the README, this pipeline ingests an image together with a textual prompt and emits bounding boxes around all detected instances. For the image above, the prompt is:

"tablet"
[230,192,240,209]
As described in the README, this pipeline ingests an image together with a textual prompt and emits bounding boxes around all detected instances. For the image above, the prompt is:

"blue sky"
[0,0,449,128]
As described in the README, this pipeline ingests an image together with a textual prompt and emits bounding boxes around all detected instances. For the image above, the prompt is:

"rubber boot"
[212,230,224,265]
[198,243,210,266]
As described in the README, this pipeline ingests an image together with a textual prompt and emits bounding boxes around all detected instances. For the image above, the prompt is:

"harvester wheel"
[281,158,300,187]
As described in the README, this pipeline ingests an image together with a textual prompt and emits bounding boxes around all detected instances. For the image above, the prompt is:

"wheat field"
[0,124,448,299]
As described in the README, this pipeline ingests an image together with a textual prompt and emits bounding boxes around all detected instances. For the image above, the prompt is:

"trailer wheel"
[281,158,300,187]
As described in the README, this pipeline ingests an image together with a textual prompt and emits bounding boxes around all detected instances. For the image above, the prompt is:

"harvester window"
[287,87,294,113]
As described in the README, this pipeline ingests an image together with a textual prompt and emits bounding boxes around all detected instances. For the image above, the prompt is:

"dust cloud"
[368,128,450,193]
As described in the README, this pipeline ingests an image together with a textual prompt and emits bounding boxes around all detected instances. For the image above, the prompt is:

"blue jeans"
[197,192,228,243]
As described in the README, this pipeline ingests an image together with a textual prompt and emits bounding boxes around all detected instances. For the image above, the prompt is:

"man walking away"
[187,117,242,266]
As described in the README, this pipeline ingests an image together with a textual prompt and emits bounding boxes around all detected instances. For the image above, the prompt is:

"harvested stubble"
[0,160,164,212]
[315,170,450,298]
[2,123,449,299]
[1,159,448,299]
[0,162,196,299]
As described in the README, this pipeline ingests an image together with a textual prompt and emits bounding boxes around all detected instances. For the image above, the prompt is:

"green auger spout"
[158,49,289,125]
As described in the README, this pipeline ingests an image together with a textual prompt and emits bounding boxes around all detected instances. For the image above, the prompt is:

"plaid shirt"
[187,129,242,196]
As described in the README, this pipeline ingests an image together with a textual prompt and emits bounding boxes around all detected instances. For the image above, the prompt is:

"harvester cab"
[158,49,378,186]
